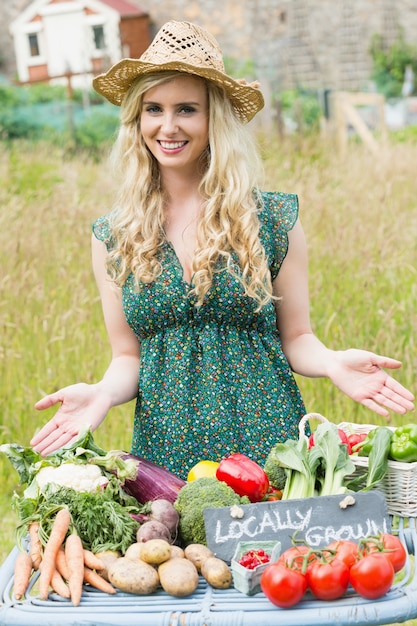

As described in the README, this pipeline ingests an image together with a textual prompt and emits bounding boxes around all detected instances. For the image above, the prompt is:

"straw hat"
[92,20,264,123]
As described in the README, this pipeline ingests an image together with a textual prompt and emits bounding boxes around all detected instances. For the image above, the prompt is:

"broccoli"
[174,477,250,546]
[263,448,287,491]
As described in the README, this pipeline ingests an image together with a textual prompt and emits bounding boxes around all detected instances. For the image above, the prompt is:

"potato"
[95,550,121,582]
[201,556,232,589]
[140,539,172,565]
[169,545,185,559]
[158,557,199,597]
[108,557,159,595]
[125,542,143,561]
[184,543,214,572]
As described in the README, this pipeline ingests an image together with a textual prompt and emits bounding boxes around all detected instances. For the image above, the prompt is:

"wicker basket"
[338,421,417,518]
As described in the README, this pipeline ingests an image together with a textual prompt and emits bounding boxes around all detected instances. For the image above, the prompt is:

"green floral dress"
[93,191,306,479]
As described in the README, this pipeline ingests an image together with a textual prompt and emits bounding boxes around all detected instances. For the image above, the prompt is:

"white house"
[9,0,150,88]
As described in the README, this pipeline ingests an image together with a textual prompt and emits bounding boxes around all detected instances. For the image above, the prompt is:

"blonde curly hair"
[106,71,273,308]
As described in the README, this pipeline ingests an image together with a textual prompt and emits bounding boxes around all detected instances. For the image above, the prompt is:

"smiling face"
[140,74,209,176]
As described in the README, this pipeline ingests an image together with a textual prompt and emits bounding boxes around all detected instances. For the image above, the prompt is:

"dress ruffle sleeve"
[258,191,299,280]
[92,213,115,251]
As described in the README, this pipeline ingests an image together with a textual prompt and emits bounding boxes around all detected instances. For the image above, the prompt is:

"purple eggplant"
[91,450,186,504]
[121,454,186,504]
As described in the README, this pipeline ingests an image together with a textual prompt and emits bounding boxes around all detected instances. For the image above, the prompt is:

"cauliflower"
[174,477,250,546]
[34,463,108,493]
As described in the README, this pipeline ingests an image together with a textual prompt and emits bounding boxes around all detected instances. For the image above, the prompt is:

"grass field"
[1,134,416,623]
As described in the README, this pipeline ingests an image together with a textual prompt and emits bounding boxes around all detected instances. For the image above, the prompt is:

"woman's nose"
[161,113,178,133]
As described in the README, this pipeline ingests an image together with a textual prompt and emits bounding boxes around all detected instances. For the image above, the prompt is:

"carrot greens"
[14,477,140,554]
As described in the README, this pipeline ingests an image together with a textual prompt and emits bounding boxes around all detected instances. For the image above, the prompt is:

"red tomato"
[325,540,359,569]
[306,558,350,600]
[347,432,367,451]
[363,533,407,573]
[350,553,394,599]
[380,533,407,572]
[265,487,283,501]
[260,562,307,608]
[309,430,352,453]
[278,545,316,572]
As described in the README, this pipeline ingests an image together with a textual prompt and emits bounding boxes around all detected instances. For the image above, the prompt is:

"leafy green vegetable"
[270,437,317,500]
[309,421,356,496]
[13,477,140,553]
[264,422,356,499]
[0,427,137,490]
[1,428,142,554]
[345,426,393,493]
[363,426,393,490]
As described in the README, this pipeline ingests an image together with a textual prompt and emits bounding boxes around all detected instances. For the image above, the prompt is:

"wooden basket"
[338,421,417,518]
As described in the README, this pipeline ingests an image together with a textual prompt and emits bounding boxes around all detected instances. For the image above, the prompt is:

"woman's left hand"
[330,349,415,416]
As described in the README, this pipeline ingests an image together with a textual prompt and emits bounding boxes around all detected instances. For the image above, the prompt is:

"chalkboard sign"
[203,491,391,562]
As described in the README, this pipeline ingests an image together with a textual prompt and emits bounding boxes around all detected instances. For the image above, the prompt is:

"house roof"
[100,0,147,17]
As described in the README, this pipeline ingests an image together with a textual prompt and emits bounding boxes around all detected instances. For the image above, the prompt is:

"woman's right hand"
[30,382,112,456]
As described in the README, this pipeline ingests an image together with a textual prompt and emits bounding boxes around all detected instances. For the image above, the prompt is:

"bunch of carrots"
[14,507,116,605]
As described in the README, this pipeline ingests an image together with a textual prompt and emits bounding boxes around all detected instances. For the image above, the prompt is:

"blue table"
[1,517,417,626]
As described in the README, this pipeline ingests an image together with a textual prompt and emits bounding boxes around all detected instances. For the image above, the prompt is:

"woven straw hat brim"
[92,59,265,123]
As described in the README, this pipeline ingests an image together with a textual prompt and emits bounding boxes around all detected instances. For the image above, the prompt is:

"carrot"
[39,558,71,599]
[83,567,116,595]
[65,533,85,606]
[14,551,33,600]
[50,568,71,599]
[28,522,42,570]
[56,547,70,580]
[83,549,104,571]
[38,507,71,600]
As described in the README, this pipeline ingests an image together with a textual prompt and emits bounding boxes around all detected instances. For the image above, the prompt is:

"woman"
[30,21,414,477]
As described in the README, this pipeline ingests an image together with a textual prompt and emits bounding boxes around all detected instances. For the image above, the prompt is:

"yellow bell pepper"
[187,460,220,482]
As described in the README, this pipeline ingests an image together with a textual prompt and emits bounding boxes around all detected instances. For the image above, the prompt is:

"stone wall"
[2,0,417,93]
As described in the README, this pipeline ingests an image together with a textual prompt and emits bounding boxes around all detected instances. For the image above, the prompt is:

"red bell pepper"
[216,453,270,502]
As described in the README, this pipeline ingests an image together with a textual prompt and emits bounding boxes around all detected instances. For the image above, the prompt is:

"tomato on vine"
[277,545,316,572]
[349,552,394,599]
[325,540,359,569]
[361,533,407,573]
[306,557,350,600]
[260,562,307,608]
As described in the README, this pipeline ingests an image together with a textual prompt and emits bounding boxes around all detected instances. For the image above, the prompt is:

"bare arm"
[273,220,415,416]
[91,234,140,406]
[31,235,141,455]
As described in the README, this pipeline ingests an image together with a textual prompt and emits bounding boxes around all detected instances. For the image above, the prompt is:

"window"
[28,33,40,57]
[92,25,106,50]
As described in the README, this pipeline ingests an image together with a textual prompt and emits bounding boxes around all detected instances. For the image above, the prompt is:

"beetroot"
[148,499,179,537]
[137,520,172,543]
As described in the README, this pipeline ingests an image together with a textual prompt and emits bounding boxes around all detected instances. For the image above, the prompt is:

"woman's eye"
[180,106,196,114]
[145,105,161,113]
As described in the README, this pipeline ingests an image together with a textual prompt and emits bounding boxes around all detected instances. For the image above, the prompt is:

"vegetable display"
[0,416,413,609]
[0,430,191,602]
